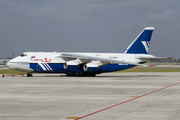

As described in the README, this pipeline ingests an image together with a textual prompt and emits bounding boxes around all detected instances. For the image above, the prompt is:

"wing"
[60,53,147,66]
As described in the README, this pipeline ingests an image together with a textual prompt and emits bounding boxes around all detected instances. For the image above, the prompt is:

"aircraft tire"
[67,73,96,77]
[27,73,33,77]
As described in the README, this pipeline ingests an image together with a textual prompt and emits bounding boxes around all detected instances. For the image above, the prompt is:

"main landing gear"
[27,72,33,77]
[66,73,96,77]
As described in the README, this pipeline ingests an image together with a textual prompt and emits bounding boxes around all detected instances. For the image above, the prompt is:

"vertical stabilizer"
[123,27,154,54]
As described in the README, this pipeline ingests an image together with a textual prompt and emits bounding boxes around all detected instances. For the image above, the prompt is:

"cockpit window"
[20,53,27,57]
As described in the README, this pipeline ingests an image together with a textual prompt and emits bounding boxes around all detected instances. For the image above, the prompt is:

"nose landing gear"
[27,73,33,77]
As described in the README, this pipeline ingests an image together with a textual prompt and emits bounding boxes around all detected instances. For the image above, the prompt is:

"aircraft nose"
[7,61,15,70]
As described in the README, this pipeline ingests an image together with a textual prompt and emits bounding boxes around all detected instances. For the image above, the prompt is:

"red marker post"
[2,74,5,77]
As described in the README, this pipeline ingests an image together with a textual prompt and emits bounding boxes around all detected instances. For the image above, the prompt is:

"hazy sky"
[0,0,179,58]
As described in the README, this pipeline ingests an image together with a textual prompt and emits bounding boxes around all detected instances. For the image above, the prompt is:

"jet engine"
[64,61,79,69]
[83,63,99,72]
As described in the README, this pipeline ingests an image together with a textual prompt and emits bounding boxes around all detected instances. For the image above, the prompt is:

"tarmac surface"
[0,72,180,120]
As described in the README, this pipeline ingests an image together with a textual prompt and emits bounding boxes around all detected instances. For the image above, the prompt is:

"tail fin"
[123,27,154,54]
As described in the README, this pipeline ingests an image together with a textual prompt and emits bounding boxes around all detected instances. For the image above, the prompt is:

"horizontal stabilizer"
[138,57,173,61]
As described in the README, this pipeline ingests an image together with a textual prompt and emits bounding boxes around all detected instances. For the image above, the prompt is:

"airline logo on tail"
[141,41,150,53]
[123,27,154,54]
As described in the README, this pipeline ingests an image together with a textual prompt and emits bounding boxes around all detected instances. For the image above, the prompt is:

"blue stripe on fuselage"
[30,63,135,74]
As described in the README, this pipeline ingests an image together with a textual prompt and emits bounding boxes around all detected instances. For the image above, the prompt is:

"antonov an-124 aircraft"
[7,27,171,77]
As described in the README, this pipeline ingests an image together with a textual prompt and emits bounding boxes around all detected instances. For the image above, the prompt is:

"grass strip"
[117,67,180,72]
[0,70,26,74]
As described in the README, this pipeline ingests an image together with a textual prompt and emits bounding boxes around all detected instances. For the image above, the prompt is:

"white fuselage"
[7,27,165,76]
[7,52,154,73]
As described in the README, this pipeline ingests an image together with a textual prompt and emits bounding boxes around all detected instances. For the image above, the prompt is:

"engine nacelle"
[64,61,79,69]
[83,63,99,72]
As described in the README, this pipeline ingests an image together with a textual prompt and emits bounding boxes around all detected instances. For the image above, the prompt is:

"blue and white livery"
[7,27,170,76]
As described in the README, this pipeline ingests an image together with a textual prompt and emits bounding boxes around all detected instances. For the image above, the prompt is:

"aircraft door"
[36,64,41,71]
